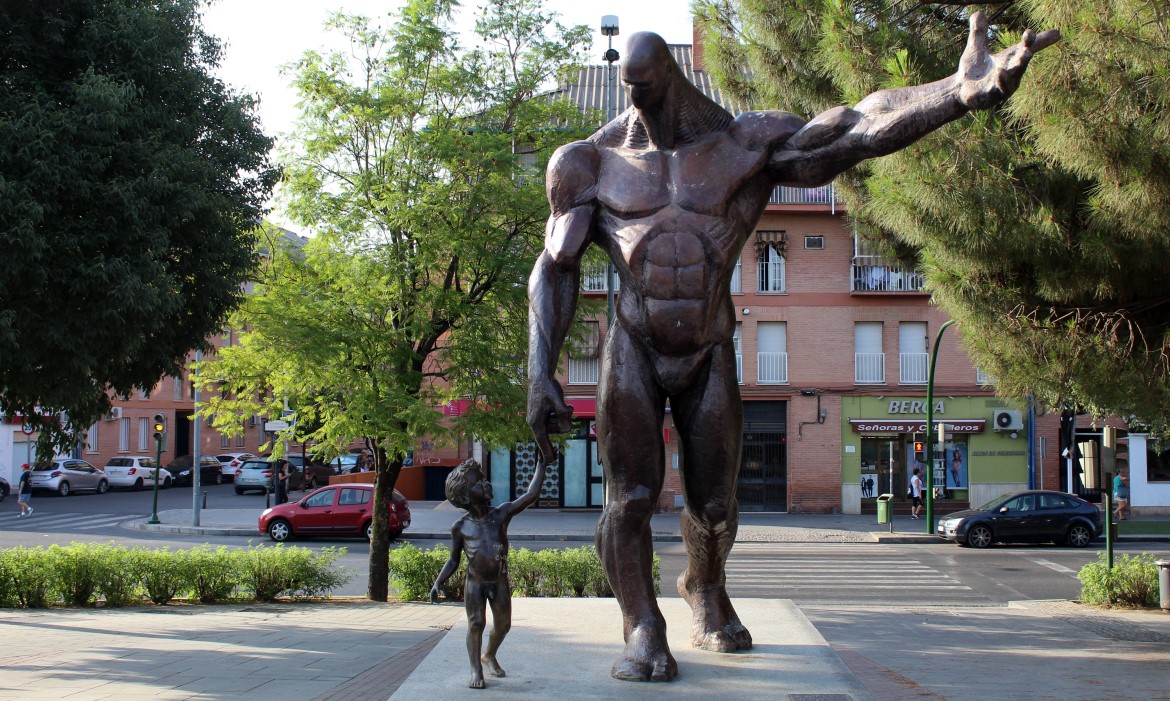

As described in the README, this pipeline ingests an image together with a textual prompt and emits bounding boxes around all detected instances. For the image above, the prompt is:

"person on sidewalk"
[430,457,547,689]
[273,459,290,505]
[910,468,925,520]
[16,463,33,518]
[1112,469,1129,521]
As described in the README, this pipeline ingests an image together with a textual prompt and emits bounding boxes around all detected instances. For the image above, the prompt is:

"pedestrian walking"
[910,468,925,520]
[274,459,290,505]
[17,463,33,518]
[1112,469,1129,521]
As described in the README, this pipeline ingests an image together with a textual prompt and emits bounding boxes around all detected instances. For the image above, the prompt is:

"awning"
[566,398,596,418]
[850,419,986,434]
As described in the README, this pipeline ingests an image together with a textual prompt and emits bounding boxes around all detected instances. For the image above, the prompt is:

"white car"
[216,452,256,482]
[103,456,172,491]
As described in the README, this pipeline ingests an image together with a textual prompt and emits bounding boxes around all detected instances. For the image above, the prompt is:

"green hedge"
[1078,552,1161,608]
[0,543,351,608]
[389,543,659,601]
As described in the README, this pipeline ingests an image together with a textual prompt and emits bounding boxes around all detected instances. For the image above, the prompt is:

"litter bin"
[1158,560,1169,612]
[876,493,893,525]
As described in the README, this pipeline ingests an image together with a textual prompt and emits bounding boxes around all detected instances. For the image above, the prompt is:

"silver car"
[103,456,172,491]
[30,458,110,496]
[233,459,274,495]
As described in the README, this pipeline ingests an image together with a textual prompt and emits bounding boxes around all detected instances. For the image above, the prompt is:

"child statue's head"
[446,458,484,510]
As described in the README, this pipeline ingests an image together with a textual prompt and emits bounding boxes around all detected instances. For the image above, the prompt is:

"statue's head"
[446,458,487,509]
[624,32,675,111]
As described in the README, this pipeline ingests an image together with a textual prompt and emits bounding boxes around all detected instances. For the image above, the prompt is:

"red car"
[259,483,410,542]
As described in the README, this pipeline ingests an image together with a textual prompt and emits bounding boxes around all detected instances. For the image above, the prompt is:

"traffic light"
[913,441,925,463]
[1101,426,1117,474]
[152,413,167,442]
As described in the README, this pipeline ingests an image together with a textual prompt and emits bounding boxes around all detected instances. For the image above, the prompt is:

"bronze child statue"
[430,457,548,689]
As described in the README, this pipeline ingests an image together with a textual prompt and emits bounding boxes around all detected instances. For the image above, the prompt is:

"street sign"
[264,420,290,432]
[20,420,35,435]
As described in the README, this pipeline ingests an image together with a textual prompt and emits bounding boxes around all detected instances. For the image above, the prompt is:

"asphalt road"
[1,483,1165,602]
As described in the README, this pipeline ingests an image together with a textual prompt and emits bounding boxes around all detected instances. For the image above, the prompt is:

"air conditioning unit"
[992,410,1023,431]
[104,407,123,421]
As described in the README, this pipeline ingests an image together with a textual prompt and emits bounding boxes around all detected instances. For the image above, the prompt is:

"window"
[898,322,928,384]
[305,489,336,508]
[730,256,742,294]
[855,322,884,384]
[220,431,231,448]
[732,323,743,384]
[86,423,99,453]
[756,237,786,293]
[139,387,150,400]
[976,368,994,386]
[173,375,183,400]
[804,236,824,250]
[339,488,372,506]
[239,427,248,448]
[118,418,130,452]
[1145,436,1170,483]
[757,322,788,384]
[568,321,600,384]
[138,418,149,451]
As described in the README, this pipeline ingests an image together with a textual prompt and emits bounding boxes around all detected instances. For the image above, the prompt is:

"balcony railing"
[855,353,885,384]
[851,258,926,292]
[568,357,599,385]
[757,261,785,293]
[899,353,929,385]
[769,183,838,207]
[581,265,620,293]
[757,352,789,384]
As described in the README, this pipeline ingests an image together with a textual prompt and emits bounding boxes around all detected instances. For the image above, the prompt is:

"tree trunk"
[367,445,402,601]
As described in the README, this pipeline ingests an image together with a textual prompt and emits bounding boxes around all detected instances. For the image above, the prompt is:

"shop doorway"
[860,436,905,499]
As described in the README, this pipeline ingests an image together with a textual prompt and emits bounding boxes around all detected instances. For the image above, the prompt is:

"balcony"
[757,352,789,384]
[568,357,599,385]
[851,258,926,293]
[769,183,838,207]
[757,261,785,293]
[855,353,885,384]
[899,353,929,385]
[581,265,619,293]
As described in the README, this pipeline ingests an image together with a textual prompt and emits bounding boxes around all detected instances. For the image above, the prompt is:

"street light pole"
[601,15,619,324]
[192,349,201,527]
[925,319,956,533]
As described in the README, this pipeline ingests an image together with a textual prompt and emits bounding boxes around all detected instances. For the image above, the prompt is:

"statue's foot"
[677,572,752,652]
[610,623,677,682]
[469,673,485,689]
[481,654,506,677]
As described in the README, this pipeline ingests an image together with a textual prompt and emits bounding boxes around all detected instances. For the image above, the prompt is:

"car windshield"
[106,458,133,467]
[33,464,57,471]
[976,493,1013,511]
[239,461,270,471]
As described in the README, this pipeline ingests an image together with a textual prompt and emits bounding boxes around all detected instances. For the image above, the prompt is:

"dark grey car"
[936,490,1102,548]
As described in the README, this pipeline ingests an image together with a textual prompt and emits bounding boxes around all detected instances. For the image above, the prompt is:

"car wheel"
[96,479,109,494]
[162,477,171,489]
[1066,523,1093,548]
[216,472,223,485]
[133,479,144,492]
[390,529,404,541]
[57,481,71,497]
[364,521,373,541]
[268,519,293,543]
[234,487,245,495]
[967,524,993,548]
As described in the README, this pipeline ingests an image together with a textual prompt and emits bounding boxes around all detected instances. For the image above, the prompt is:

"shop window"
[1146,436,1170,482]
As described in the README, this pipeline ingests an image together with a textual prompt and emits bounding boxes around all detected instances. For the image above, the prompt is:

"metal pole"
[926,319,956,534]
[603,29,618,325]
[148,434,162,524]
[192,349,201,526]
[888,441,894,534]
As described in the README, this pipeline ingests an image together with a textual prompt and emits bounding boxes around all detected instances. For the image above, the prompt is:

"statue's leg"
[481,584,510,677]
[464,582,487,688]
[672,342,752,652]
[595,327,675,682]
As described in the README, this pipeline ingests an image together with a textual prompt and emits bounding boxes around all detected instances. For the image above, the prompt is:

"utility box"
[877,493,894,524]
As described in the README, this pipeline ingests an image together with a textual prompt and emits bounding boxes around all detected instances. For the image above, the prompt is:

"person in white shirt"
[910,467,925,520]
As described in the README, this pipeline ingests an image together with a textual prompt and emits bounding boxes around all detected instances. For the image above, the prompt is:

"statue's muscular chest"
[595,135,765,218]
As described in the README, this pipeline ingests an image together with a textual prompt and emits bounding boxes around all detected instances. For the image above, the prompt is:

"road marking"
[1024,556,1077,574]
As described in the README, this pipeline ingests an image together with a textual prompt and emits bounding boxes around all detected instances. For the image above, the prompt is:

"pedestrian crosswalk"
[0,511,132,532]
[724,542,989,604]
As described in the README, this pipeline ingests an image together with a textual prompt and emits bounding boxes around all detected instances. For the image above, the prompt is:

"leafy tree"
[0,0,276,449]
[196,0,592,601]
[696,0,1170,420]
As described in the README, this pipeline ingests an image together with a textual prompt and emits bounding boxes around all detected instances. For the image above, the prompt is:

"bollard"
[1158,560,1170,612]
[202,490,207,510]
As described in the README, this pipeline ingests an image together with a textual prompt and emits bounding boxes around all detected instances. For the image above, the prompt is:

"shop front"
[841,396,1030,514]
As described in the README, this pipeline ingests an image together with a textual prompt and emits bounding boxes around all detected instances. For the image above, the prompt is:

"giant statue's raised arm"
[772,12,1060,186]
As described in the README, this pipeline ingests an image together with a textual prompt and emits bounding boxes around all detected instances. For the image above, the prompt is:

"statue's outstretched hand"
[958,11,1060,110]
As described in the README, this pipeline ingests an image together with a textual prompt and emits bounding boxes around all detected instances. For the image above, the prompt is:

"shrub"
[1078,552,1160,608]
[96,544,141,607]
[3,547,56,608]
[235,545,352,602]
[49,544,106,606]
[137,548,190,605]
[389,543,465,602]
[184,545,239,603]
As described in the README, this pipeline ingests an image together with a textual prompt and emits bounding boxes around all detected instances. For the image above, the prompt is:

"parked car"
[261,453,334,488]
[936,490,1102,548]
[233,459,276,495]
[30,458,109,496]
[168,455,225,487]
[0,475,9,501]
[329,453,361,474]
[259,483,410,542]
[215,452,256,482]
[103,456,172,491]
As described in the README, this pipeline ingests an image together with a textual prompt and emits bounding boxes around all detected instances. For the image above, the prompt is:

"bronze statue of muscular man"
[527,13,1057,683]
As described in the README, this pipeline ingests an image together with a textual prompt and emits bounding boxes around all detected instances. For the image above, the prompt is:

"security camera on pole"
[148,413,167,525]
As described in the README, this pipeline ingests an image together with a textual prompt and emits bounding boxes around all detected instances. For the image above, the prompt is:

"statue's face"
[624,33,672,111]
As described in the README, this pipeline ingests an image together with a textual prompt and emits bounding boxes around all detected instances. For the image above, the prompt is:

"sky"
[201,0,698,140]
